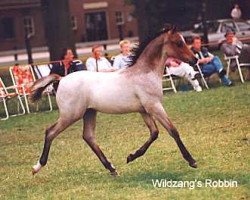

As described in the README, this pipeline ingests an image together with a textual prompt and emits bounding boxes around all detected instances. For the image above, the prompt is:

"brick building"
[0,0,138,52]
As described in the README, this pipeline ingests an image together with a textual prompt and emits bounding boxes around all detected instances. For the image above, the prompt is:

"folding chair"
[224,54,250,83]
[195,64,209,89]
[0,77,25,120]
[162,67,177,93]
[33,64,52,78]
[9,64,53,113]
[33,64,54,94]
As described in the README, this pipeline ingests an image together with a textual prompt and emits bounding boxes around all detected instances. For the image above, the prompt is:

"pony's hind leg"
[32,117,77,175]
[83,109,117,176]
[127,112,159,163]
[147,103,197,168]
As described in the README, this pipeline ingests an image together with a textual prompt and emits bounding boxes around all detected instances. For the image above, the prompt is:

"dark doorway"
[85,12,108,41]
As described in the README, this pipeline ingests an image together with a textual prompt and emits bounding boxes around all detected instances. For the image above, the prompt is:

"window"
[0,17,15,39]
[237,22,250,31]
[115,11,124,25]
[71,16,77,30]
[221,22,236,33]
[23,16,35,36]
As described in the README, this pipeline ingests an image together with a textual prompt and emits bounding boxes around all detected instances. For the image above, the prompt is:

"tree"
[127,0,234,42]
[128,0,200,42]
[41,0,76,61]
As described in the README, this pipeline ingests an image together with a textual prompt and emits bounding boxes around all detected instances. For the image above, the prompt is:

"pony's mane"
[128,27,171,67]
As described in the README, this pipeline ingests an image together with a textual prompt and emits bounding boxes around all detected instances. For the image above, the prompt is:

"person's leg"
[168,65,187,77]
[211,56,232,86]
[180,63,202,92]
[180,63,199,79]
[187,78,202,92]
[200,63,216,76]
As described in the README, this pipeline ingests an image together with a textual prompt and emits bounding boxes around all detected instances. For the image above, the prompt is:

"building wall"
[0,6,45,51]
[0,0,138,51]
[69,0,138,42]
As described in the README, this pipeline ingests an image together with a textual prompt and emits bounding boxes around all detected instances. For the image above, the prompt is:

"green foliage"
[0,82,249,199]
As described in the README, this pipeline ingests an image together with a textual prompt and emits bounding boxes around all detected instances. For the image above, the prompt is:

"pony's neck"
[137,36,166,76]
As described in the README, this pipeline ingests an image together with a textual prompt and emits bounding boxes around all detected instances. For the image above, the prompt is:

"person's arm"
[99,58,116,72]
[197,48,213,64]
[169,60,180,67]
[50,62,61,75]
[221,43,237,56]
[72,60,85,71]
[112,55,121,69]
[86,58,96,72]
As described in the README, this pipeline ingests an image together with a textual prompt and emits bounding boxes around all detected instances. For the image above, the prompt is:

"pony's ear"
[162,23,173,32]
[168,26,177,34]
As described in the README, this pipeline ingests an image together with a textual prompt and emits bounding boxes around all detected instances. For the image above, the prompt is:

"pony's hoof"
[110,171,119,177]
[32,161,42,175]
[127,154,134,164]
[32,168,38,175]
[189,162,197,168]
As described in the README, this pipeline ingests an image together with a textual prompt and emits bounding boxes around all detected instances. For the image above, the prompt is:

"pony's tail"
[30,74,61,102]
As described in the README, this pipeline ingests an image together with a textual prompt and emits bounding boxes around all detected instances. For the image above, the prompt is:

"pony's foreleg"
[127,112,159,163]
[83,109,117,176]
[148,103,197,168]
[32,118,76,175]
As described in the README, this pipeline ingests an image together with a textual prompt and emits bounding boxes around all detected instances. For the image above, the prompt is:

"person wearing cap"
[191,36,233,86]
[221,30,250,80]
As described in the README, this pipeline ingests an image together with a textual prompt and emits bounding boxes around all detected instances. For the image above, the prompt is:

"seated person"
[220,30,250,80]
[191,36,233,86]
[113,40,132,69]
[86,44,116,72]
[50,48,84,90]
[165,57,202,92]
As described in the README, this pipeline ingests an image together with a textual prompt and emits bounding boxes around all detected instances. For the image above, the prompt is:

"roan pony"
[31,28,198,176]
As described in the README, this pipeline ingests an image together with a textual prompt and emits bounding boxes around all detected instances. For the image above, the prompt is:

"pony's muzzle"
[188,58,198,67]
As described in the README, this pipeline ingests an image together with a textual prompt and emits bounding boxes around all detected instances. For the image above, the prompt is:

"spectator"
[165,57,202,92]
[221,30,250,80]
[113,40,132,69]
[86,44,116,72]
[50,48,84,76]
[191,36,233,86]
[231,4,242,20]
[50,48,84,90]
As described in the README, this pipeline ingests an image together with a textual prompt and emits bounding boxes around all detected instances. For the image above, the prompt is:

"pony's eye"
[176,41,184,48]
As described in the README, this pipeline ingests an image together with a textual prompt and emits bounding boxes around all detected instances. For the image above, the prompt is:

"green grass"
[0,82,250,200]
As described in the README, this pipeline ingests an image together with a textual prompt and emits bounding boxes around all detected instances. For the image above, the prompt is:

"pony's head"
[128,26,197,68]
[162,26,197,65]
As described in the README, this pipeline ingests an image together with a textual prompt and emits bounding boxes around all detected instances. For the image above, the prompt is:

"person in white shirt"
[231,4,242,20]
[86,45,116,72]
[113,40,132,69]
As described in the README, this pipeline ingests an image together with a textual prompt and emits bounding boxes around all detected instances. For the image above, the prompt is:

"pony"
[31,27,198,176]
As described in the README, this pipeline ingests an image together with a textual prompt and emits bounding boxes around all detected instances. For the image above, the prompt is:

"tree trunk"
[41,0,76,61]
[134,0,150,43]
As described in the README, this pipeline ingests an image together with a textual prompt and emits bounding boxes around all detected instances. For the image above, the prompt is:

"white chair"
[195,64,209,89]
[162,67,177,93]
[33,64,52,78]
[0,77,25,120]
[33,64,54,93]
[224,54,250,83]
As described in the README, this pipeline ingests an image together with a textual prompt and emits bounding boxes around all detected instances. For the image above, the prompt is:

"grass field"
[0,82,250,200]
